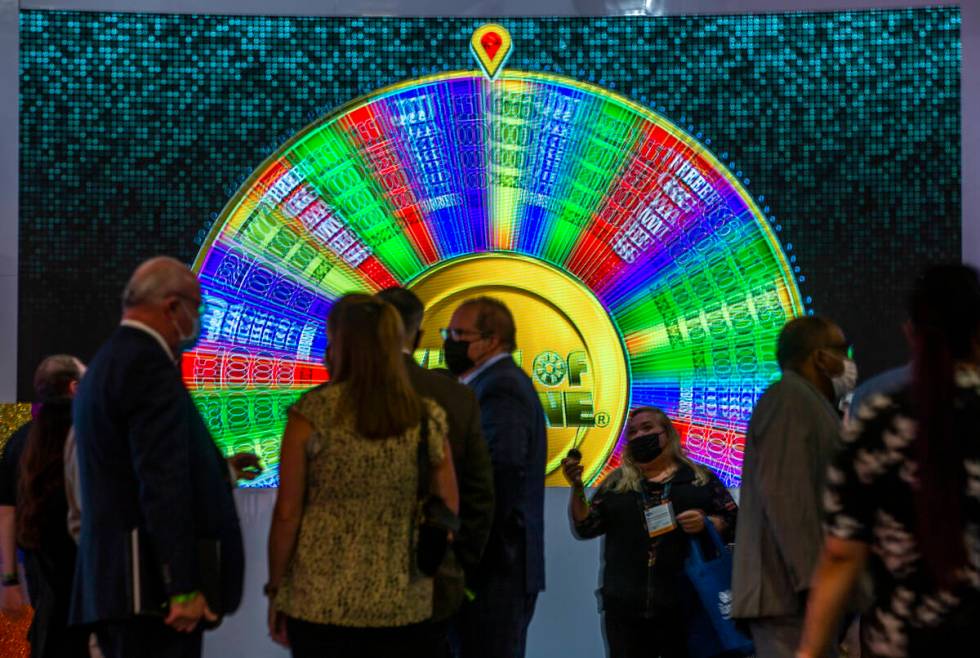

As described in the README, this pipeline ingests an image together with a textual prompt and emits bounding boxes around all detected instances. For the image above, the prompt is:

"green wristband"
[170,591,200,605]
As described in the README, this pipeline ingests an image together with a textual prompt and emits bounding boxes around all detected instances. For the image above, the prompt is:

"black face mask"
[628,433,664,464]
[443,337,475,376]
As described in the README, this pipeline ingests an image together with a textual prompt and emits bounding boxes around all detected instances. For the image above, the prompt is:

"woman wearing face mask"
[561,407,738,658]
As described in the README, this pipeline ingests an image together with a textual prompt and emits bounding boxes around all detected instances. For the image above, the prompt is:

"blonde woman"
[266,294,458,657]
[562,407,738,658]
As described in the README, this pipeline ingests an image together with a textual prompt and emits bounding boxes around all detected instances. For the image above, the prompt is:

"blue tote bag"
[683,523,754,658]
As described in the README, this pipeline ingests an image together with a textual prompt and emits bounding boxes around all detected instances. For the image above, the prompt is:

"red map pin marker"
[481,32,502,60]
[471,24,512,80]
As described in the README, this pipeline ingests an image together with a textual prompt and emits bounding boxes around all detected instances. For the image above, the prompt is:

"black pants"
[23,551,88,658]
[603,612,688,658]
[98,617,203,658]
[286,616,436,658]
[428,619,453,658]
[454,576,538,658]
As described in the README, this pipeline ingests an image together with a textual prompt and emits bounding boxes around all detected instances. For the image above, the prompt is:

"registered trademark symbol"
[595,412,610,427]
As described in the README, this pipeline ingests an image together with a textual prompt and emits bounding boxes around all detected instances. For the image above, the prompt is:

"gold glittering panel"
[0,404,32,453]
[0,404,32,658]
[0,606,32,658]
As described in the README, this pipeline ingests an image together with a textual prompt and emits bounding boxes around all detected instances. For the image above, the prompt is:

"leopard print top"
[275,384,447,627]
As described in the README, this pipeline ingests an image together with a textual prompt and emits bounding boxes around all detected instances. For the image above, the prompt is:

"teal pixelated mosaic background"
[18,9,960,399]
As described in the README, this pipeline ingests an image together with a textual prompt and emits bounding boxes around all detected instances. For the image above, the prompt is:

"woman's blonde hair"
[327,294,421,438]
[611,406,709,493]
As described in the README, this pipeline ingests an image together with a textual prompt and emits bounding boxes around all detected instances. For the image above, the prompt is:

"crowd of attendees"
[0,257,977,658]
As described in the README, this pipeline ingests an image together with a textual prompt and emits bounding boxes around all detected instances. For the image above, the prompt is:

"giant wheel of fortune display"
[182,25,804,488]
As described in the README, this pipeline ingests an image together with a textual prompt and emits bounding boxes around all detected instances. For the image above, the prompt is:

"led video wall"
[188,66,801,487]
[18,11,961,487]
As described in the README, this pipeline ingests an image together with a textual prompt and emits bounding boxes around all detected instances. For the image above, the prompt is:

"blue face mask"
[173,299,202,353]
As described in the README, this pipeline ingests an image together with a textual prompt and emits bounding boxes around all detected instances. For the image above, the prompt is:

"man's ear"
[485,334,504,354]
[810,348,828,373]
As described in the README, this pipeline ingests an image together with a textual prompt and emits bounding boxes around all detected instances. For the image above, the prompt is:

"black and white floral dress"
[825,369,980,657]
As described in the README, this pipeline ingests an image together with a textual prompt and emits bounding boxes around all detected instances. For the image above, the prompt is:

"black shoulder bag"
[415,410,460,577]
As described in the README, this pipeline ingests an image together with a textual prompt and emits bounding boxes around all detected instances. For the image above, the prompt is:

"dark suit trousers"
[98,617,203,658]
[455,574,538,658]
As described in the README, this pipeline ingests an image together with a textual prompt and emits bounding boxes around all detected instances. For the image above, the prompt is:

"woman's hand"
[676,509,706,534]
[561,457,584,487]
[268,602,288,647]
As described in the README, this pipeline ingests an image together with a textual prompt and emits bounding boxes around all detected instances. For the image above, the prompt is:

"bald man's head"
[122,256,198,310]
[119,256,203,356]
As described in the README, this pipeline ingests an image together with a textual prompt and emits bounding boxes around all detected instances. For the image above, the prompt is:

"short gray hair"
[121,256,195,309]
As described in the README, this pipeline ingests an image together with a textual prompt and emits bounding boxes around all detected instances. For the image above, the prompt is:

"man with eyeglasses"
[731,316,859,658]
[69,257,249,658]
[441,297,547,658]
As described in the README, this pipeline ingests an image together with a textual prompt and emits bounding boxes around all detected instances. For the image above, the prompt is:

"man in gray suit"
[732,316,857,657]
[376,288,495,655]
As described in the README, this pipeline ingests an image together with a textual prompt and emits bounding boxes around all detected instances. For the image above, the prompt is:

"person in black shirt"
[562,406,738,658]
[0,355,84,615]
[800,264,980,658]
[17,394,89,657]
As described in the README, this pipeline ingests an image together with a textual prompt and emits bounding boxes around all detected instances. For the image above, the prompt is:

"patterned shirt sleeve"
[289,385,326,424]
[823,398,898,544]
[704,470,739,543]
[423,398,448,465]
[574,477,614,539]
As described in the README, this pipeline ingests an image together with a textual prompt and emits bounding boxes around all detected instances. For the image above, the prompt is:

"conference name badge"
[644,502,676,538]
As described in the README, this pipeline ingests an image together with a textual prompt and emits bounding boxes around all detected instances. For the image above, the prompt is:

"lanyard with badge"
[640,481,676,538]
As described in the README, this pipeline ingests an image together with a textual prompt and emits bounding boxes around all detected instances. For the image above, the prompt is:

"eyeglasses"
[439,327,490,341]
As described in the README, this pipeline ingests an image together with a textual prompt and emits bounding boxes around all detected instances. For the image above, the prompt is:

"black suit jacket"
[70,326,244,625]
[468,355,547,594]
[403,356,494,618]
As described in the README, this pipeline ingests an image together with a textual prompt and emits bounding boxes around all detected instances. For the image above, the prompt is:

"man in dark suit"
[71,257,245,658]
[443,296,547,658]
[376,288,494,634]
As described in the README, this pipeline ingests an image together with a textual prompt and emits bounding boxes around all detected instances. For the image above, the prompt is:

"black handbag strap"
[416,407,431,500]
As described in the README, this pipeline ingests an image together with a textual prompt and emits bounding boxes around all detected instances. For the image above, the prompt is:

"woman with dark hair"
[16,394,88,657]
[562,406,738,658]
[266,294,459,657]
[798,264,980,657]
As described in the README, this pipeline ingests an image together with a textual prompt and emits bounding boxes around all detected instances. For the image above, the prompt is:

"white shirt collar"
[120,319,176,363]
[460,352,511,385]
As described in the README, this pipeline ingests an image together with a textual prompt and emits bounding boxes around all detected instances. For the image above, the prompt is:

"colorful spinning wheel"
[184,70,804,488]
